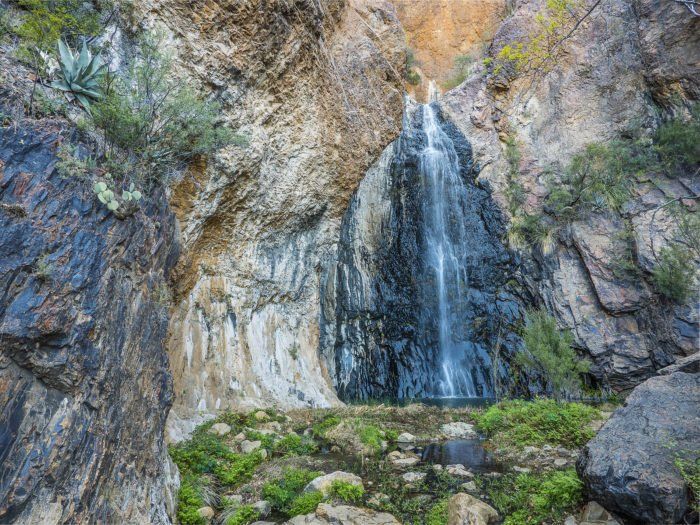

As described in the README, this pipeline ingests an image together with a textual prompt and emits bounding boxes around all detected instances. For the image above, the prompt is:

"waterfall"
[420,90,483,398]
[325,93,521,401]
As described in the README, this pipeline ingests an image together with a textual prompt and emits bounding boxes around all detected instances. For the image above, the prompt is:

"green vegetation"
[517,309,590,399]
[262,467,323,517]
[357,421,387,453]
[91,31,243,187]
[224,505,259,525]
[490,0,591,81]
[328,480,364,504]
[475,399,600,449]
[675,455,700,513]
[311,415,341,438]
[442,54,473,91]
[51,40,106,110]
[177,476,206,525]
[483,469,583,525]
[404,48,421,86]
[425,498,449,525]
[272,433,318,457]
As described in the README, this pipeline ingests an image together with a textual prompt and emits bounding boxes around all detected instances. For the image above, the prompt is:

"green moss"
[288,491,324,516]
[262,468,323,516]
[224,505,259,525]
[328,480,364,504]
[483,469,583,525]
[475,399,600,449]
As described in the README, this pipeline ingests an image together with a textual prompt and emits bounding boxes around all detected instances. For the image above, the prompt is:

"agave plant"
[51,40,106,110]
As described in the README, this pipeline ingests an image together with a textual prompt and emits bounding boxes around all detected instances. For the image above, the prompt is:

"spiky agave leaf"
[50,39,105,110]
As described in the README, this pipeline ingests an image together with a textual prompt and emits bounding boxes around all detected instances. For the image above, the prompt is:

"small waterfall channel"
[322,90,523,401]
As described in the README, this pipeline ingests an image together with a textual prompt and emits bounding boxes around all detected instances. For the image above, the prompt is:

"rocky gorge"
[0,0,698,524]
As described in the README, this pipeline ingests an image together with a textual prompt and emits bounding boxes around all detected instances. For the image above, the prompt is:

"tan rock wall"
[132,0,406,425]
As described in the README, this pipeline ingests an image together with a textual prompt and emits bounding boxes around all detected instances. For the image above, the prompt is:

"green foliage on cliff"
[177,476,206,525]
[475,399,599,449]
[482,469,584,525]
[652,243,697,302]
[90,31,243,186]
[517,310,591,399]
[442,54,474,91]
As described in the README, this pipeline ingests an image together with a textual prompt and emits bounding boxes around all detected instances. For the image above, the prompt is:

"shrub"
[404,48,421,86]
[213,451,265,487]
[442,54,473,91]
[273,433,318,457]
[475,399,600,449]
[357,422,385,453]
[328,480,364,504]
[675,455,700,513]
[262,468,323,516]
[655,108,700,176]
[177,476,206,525]
[485,469,583,525]
[51,39,106,110]
[288,491,324,516]
[517,310,590,399]
[224,505,259,525]
[90,31,244,186]
[425,498,448,525]
[652,244,696,303]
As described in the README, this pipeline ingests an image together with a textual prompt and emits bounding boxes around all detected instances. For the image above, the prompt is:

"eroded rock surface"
[133,0,406,420]
[441,0,700,390]
[0,122,179,523]
[577,371,700,523]
[286,503,400,525]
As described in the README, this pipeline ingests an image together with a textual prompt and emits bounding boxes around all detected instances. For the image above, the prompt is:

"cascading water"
[323,90,523,401]
[421,84,482,397]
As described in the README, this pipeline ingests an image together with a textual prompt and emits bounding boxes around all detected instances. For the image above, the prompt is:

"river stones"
[447,493,498,525]
[304,471,363,496]
[441,422,477,439]
[286,503,400,524]
[209,423,232,436]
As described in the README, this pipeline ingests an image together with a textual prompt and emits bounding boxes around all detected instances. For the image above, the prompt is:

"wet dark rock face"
[0,121,179,523]
[577,369,700,523]
[321,103,526,400]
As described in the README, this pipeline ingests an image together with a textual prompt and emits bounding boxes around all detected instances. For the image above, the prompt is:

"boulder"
[254,411,271,421]
[577,371,700,523]
[397,432,416,443]
[252,500,272,518]
[447,493,498,525]
[240,440,262,454]
[446,464,474,478]
[304,471,364,496]
[441,422,477,439]
[579,501,621,525]
[401,472,426,483]
[286,503,400,524]
[209,422,232,436]
[197,506,215,520]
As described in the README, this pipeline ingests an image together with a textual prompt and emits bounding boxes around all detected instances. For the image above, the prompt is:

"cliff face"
[127,0,406,429]
[440,0,699,390]
[0,122,179,523]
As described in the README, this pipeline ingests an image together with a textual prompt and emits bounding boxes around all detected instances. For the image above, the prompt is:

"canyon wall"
[127,0,406,431]
[438,0,699,390]
[0,121,179,523]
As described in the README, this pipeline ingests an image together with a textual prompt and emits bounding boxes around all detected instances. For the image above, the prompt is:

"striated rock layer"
[441,0,699,391]
[129,0,406,424]
[0,122,179,523]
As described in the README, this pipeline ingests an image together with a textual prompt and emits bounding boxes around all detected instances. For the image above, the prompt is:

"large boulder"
[448,493,498,525]
[286,503,400,524]
[304,471,363,497]
[577,371,700,523]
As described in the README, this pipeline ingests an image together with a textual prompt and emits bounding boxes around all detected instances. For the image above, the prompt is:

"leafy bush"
[90,31,244,186]
[425,498,448,525]
[288,491,323,516]
[224,505,259,525]
[475,399,600,449]
[517,310,590,399]
[273,433,318,457]
[177,476,206,525]
[655,109,700,176]
[213,451,265,487]
[442,55,473,91]
[328,480,364,504]
[357,422,385,453]
[404,48,421,86]
[485,469,583,525]
[262,468,322,516]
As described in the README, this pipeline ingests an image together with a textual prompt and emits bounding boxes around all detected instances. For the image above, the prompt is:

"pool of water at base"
[418,439,504,473]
